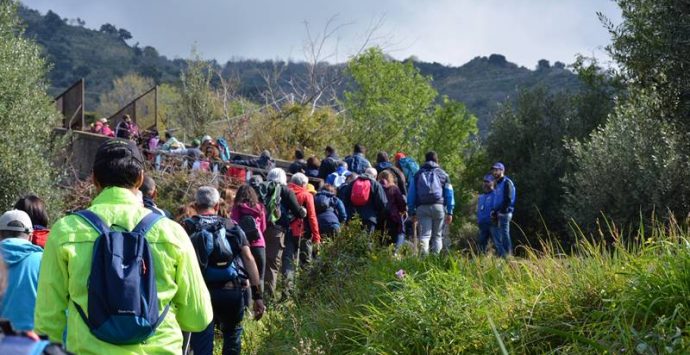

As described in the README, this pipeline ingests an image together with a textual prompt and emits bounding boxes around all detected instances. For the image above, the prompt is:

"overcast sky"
[20,0,622,68]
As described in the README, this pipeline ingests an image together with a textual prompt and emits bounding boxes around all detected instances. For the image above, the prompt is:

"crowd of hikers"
[0,118,517,353]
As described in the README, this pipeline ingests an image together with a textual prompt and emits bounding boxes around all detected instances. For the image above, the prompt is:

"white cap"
[0,210,33,233]
[202,135,212,143]
[364,168,378,179]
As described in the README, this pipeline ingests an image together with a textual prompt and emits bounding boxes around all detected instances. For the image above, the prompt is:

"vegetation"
[0,1,60,212]
[241,221,690,354]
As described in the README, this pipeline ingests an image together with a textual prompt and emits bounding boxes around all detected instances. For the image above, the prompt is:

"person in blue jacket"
[476,174,495,254]
[490,162,516,257]
[314,184,348,237]
[408,151,455,255]
[0,210,42,334]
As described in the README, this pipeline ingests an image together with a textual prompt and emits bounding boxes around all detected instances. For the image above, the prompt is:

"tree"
[96,73,154,117]
[178,48,216,138]
[118,28,132,41]
[344,47,437,154]
[601,0,690,129]
[0,1,60,209]
[99,23,118,36]
[564,90,690,230]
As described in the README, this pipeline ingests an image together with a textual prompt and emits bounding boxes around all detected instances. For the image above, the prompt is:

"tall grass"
[241,219,690,354]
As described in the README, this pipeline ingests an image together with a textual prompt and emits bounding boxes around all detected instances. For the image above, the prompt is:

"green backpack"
[252,181,282,224]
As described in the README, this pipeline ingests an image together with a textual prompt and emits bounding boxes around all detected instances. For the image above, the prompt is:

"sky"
[20,0,622,68]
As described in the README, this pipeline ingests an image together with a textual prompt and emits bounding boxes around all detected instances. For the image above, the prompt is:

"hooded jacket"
[314,191,347,233]
[0,238,43,331]
[35,187,213,354]
[231,203,267,248]
[288,183,321,243]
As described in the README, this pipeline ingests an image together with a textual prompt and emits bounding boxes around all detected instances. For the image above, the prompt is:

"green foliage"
[0,1,60,210]
[344,47,437,154]
[486,58,617,241]
[178,49,217,137]
[96,73,154,117]
[245,221,690,354]
[601,0,690,128]
[564,89,690,230]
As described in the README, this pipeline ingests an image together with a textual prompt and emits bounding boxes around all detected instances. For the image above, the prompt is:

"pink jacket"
[231,203,267,248]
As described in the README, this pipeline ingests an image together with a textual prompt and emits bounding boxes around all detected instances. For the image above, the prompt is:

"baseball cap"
[0,210,34,233]
[483,174,495,182]
[94,138,145,167]
[201,135,212,143]
[491,162,505,171]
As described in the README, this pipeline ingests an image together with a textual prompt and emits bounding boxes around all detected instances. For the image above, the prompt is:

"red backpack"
[350,177,371,207]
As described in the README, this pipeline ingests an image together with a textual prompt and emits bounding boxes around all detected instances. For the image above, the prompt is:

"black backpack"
[238,214,261,242]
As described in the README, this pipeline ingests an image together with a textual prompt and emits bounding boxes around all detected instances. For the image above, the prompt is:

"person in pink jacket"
[231,184,267,289]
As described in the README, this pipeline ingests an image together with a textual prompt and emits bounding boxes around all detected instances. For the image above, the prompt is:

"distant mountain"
[19,6,581,135]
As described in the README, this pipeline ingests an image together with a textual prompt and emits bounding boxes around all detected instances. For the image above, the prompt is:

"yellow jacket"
[35,187,213,354]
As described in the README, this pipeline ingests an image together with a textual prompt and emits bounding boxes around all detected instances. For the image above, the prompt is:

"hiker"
[375,151,408,196]
[317,145,340,179]
[282,173,321,297]
[139,176,173,218]
[182,186,265,355]
[490,162,516,258]
[314,184,347,237]
[161,132,185,153]
[288,149,307,174]
[201,135,221,161]
[477,174,495,254]
[35,139,214,354]
[231,185,267,290]
[325,161,351,188]
[91,118,114,137]
[0,210,42,335]
[338,168,388,234]
[344,144,372,175]
[378,170,407,251]
[394,152,420,187]
[14,195,50,248]
[408,151,455,255]
[186,139,203,169]
[115,114,139,140]
[305,156,321,178]
[263,168,307,300]
[233,150,275,171]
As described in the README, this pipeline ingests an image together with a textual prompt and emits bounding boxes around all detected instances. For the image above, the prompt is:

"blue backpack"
[216,138,231,162]
[71,210,169,345]
[185,216,243,283]
[416,168,444,205]
[398,157,420,183]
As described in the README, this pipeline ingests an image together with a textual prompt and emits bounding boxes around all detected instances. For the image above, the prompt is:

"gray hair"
[195,186,221,209]
[364,168,378,179]
[290,172,309,187]
[267,168,287,185]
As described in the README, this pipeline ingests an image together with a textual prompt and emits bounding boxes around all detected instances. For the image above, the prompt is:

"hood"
[422,161,440,170]
[0,238,42,265]
[236,203,263,217]
[376,161,393,171]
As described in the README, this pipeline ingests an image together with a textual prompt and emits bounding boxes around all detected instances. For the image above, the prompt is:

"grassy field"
[233,220,690,354]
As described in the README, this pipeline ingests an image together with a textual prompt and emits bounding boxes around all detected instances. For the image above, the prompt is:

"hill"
[19,6,581,135]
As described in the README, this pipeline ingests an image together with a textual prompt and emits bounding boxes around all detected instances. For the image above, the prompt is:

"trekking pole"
[182,331,191,355]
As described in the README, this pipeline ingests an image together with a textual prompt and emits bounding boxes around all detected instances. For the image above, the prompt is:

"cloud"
[20,0,621,67]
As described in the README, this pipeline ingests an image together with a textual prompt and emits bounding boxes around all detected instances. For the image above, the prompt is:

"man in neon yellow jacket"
[35,139,213,354]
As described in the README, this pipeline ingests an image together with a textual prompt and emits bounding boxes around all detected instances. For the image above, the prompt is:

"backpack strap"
[132,212,165,235]
[72,210,110,235]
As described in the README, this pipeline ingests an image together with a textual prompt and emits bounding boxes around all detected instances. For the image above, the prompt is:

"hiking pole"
[182,331,191,355]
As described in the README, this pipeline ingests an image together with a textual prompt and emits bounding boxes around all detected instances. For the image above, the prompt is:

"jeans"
[492,213,513,257]
[264,225,284,299]
[417,204,445,255]
[250,246,266,292]
[477,222,492,254]
[281,233,312,296]
[190,287,246,355]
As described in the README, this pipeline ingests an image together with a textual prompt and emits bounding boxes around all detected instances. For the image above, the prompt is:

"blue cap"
[491,162,505,171]
[483,174,494,182]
